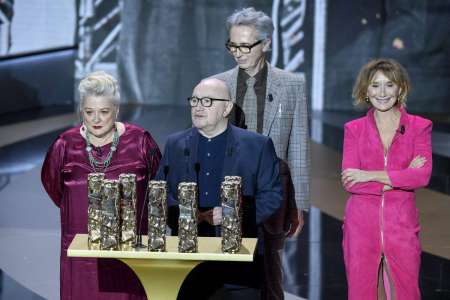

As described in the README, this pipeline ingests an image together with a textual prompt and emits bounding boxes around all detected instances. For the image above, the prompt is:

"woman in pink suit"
[341,58,432,300]
[41,71,161,299]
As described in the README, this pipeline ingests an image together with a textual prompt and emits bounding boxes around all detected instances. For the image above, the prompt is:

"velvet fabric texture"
[41,123,161,300]
[342,107,432,300]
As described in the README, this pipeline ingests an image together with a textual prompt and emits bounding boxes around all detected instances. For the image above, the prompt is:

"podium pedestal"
[118,259,200,299]
[68,234,257,300]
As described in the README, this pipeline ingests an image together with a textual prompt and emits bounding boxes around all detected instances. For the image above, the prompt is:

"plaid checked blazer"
[211,63,311,211]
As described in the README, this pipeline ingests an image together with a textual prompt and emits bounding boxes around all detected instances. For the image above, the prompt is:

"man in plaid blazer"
[209,7,310,299]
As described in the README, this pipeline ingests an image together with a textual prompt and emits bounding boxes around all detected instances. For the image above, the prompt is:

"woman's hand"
[341,169,373,187]
[409,155,426,169]
[383,185,392,192]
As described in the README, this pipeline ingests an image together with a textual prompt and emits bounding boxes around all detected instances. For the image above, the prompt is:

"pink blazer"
[342,107,432,196]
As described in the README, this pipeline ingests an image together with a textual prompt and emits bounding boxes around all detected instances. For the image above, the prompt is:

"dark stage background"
[1,0,449,115]
[325,0,450,114]
[1,1,450,299]
[94,0,449,116]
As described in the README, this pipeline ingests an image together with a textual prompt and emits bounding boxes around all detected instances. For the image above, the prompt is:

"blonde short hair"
[352,58,410,107]
[78,71,120,111]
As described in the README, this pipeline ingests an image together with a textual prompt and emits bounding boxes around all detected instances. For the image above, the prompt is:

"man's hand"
[286,209,304,238]
[197,209,213,225]
[197,207,222,225]
[212,207,222,225]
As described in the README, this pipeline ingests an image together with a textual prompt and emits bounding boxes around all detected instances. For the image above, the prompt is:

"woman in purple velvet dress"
[41,71,161,299]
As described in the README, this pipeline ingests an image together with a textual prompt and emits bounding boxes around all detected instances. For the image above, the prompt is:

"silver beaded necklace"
[85,127,120,172]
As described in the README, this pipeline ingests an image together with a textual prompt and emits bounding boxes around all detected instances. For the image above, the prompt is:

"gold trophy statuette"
[87,173,105,249]
[177,182,198,253]
[119,174,137,250]
[221,176,243,253]
[147,180,168,252]
[100,179,120,250]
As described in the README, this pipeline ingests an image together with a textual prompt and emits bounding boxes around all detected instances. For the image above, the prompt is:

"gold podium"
[68,234,257,300]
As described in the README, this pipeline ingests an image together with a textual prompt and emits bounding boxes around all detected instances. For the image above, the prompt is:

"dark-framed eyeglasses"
[225,39,264,54]
[187,96,230,107]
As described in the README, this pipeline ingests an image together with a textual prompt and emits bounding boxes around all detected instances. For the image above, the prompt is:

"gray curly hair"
[226,7,274,40]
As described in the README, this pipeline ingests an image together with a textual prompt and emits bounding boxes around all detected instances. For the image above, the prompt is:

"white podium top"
[68,234,257,262]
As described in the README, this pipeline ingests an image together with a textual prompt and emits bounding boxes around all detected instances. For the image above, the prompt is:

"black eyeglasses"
[187,96,230,107]
[225,39,264,54]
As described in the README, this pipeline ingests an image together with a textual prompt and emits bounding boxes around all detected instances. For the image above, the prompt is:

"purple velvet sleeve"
[142,131,162,180]
[41,137,66,207]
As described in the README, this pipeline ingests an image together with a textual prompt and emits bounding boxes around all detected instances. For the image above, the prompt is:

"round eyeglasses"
[187,96,230,107]
[225,39,264,54]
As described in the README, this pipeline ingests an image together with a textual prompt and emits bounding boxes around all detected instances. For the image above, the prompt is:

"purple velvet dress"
[41,123,161,300]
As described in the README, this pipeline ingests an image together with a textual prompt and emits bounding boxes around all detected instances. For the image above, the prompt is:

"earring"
[365,96,369,103]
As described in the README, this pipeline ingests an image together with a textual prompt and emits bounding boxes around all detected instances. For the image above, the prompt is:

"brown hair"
[352,58,410,107]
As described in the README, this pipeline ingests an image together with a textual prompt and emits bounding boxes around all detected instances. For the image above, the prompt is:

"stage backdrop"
[75,0,450,114]
[324,0,450,114]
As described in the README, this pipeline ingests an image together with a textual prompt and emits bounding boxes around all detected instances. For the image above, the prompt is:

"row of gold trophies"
[87,173,243,253]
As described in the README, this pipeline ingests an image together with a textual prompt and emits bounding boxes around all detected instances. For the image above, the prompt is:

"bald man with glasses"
[156,78,283,299]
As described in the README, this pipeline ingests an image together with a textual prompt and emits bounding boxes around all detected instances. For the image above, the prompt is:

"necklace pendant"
[86,126,120,172]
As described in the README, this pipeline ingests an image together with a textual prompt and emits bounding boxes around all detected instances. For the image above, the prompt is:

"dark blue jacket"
[156,124,282,238]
